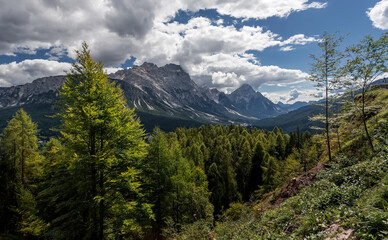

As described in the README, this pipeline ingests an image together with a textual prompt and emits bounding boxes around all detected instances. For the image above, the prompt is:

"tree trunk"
[98,171,104,240]
[90,130,97,240]
[325,66,332,162]
[336,128,342,153]
[361,91,374,152]
[98,137,104,240]
[156,145,162,240]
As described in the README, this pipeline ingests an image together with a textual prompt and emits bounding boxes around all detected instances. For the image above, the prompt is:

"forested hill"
[1,87,387,239]
[1,33,387,240]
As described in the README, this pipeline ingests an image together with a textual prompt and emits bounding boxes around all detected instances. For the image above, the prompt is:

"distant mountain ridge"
[109,62,287,121]
[277,101,310,112]
[0,62,311,134]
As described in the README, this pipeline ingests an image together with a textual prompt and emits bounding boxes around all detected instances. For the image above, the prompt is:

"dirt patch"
[274,163,327,206]
[257,163,327,212]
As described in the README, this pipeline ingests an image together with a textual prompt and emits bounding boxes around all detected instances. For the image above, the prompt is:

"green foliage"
[171,125,317,215]
[343,32,388,152]
[3,33,387,240]
[309,31,344,162]
[142,128,213,239]
[233,133,388,238]
[0,109,45,237]
[44,42,149,239]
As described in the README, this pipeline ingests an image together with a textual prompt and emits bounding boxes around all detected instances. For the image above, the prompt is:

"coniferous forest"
[0,32,388,240]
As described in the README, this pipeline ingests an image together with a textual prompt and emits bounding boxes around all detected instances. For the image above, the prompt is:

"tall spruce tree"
[55,42,148,239]
[309,32,343,162]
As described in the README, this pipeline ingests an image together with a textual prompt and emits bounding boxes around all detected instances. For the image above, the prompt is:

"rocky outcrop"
[322,224,355,240]
[227,84,285,118]
[0,76,66,108]
[0,62,288,124]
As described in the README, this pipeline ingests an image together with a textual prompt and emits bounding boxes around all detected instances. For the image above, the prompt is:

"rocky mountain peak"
[163,63,184,72]
[0,61,287,124]
[231,83,257,97]
[140,62,158,70]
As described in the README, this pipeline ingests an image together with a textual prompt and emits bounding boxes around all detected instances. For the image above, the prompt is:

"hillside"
[202,88,388,239]
[1,42,387,240]
[254,103,324,133]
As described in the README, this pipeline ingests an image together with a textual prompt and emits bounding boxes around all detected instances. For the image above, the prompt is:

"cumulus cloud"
[0,0,324,89]
[0,0,324,56]
[105,0,157,37]
[367,0,388,30]
[131,18,313,92]
[0,59,122,87]
[262,88,316,104]
[280,46,294,51]
[154,0,327,20]
[0,60,71,87]
[288,89,300,102]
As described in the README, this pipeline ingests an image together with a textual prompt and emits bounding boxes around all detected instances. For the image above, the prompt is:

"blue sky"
[0,0,387,103]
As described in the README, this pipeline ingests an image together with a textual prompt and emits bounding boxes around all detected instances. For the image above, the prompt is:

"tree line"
[0,43,321,239]
[0,30,386,239]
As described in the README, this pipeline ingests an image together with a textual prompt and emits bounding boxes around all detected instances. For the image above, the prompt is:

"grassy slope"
[212,89,388,239]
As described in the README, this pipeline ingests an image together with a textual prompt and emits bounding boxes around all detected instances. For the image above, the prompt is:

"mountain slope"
[0,62,291,135]
[225,84,285,118]
[277,101,310,112]
[254,104,324,133]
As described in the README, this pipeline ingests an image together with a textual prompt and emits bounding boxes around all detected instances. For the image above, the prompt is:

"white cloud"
[262,88,317,103]
[0,60,71,87]
[0,59,123,87]
[154,0,327,21]
[104,67,123,74]
[367,0,388,30]
[288,89,300,102]
[280,46,294,51]
[131,17,313,91]
[0,0,324,90]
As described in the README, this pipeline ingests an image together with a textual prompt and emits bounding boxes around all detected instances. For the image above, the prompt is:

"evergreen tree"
[54,42,148,239]
[275,133,286,160]
[207,163,224,214]
[142,128,173,239]
[236,139,252,201]
[143,128,212,238]
[0,109,45,237]
[213,145,238,208]
[39,138,87,239]
[261,154,279,192]
[248,141,266,195]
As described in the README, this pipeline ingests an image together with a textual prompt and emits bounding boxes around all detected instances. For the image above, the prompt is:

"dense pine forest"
[0,32,387,240]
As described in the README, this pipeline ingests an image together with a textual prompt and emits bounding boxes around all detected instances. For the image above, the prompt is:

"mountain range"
[0,62,319,136]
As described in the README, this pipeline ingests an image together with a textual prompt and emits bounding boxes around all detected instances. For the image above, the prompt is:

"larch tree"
[142,128,213,239]
[343,32,388,152]
[55,42,149,239]
[141,128,172,239]
[236,138,252,201]
[0,109,45,237]
[248,141,265,194]
[309,32,344,162]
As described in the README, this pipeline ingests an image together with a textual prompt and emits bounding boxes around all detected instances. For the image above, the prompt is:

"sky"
[0,0,387,103]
